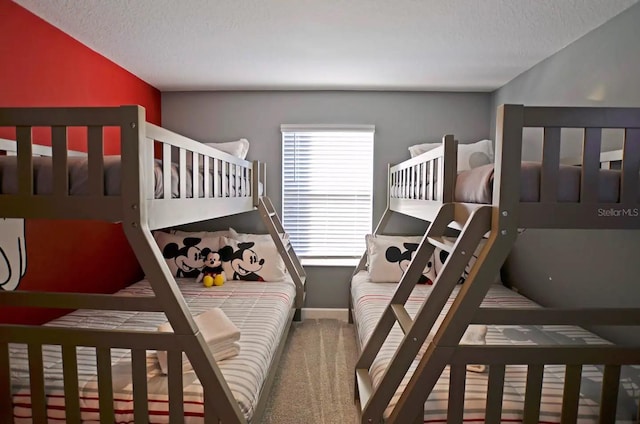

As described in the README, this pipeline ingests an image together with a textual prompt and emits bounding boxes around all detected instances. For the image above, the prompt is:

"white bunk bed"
[0,105,306,424]
[352,104,640,423]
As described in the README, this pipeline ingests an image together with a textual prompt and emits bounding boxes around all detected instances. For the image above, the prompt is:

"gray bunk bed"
[0,105,306,424]
[353,104,640,423]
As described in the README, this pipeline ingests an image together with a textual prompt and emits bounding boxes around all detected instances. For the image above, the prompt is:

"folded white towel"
[155,308,241,374]
[210,341,241,362]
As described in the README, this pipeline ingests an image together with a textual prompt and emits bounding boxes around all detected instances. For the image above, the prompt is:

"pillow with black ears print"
[153,231,225,279]
[365,234,436,285]
[434,237,501,284]
[218,237,287,282]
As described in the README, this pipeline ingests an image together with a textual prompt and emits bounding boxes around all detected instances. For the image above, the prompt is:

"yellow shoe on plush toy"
[203,275,214,287]
[213,274,225,286]
[202,274,225,287]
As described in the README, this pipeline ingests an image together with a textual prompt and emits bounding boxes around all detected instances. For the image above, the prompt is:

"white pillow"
[228,227,290,250]
[457,139,493,171]
[205,138,250,159]
[408,142,440,158]
[219,237,287,282]
[171,229,234,239]
[408,139,494,171]
[366,234,436,284]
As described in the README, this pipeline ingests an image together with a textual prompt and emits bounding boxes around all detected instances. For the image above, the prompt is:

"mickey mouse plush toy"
[196,248,226,287]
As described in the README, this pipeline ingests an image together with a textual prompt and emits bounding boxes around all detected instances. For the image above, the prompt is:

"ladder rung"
[427,236,455,253]
[390,303,413,334]
[356,368,373,411]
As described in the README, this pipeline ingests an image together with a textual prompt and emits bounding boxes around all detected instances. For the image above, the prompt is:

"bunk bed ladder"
[258,196,307,312]
[355,203,495,424]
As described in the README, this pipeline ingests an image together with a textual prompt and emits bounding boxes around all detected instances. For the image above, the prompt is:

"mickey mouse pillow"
[366,234,436,284]
[153,231,225,279]
[219,237,287,282]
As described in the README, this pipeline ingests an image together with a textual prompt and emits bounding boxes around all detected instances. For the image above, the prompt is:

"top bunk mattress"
[0,156,258,198]
[350,271,640,423]
[9,278,296,423]
[455,162,632,204]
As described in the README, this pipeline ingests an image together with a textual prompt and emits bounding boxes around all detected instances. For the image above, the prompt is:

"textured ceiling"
[14,0,639,92]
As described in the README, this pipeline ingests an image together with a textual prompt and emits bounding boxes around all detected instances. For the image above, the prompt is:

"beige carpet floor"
[259,319,359,424]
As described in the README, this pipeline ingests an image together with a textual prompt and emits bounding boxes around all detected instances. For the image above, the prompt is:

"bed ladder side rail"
[120,106,246,424]
[356,204,492,423]
[258,196,306,309]
[388,215,518,424]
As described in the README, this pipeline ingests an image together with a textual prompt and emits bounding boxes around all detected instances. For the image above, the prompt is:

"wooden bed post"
[119,105,246,424]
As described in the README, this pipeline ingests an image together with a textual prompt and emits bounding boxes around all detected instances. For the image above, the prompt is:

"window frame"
[280,124,375,260]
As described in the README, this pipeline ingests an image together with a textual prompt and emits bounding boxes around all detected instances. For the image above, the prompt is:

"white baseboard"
[301,308,349,321]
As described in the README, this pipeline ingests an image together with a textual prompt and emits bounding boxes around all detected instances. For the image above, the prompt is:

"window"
[281,125,374,258]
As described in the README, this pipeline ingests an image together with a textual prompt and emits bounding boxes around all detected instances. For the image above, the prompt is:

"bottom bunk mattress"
[351,271,640,423]
[9,278,296,423]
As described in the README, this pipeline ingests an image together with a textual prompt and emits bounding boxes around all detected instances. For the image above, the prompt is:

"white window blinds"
[281,125,374,258]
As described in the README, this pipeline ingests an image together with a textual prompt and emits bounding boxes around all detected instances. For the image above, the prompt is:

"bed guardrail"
[0,106,261,229]
[388,134,458,222]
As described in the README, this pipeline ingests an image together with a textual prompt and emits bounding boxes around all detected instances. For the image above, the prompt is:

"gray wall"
[162,91,491,308]
[492,3,640,344]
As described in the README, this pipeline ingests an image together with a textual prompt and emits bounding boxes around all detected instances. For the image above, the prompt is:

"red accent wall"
[0,0,161,324]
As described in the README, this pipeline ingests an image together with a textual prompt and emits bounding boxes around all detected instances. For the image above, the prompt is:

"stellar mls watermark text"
[597,208,639,217]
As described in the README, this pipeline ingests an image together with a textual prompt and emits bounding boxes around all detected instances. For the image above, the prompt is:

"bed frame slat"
[560,364,582,423]
[540,127,561,203]
[0,342,12,424]
[163,144,172,199]
[431,159,438,200]
[88,126,105,197]
[193,152,199,198]
[236,164,241,197]
[16,126,34,195]
[214,159,220,197]
[621,129,640,205]
[131,349,150,423]
[62,345,81,424]
[203,156,210,198]
[485,364,505,424]
[167,350,186,424]
[96,347,115,424]
[223,161,229,197]
[28,344,47,424]
[522,364,544,424]
[447,364,466,424]
[179,148,187,199]
[599,364,621,423]
[581,128,602,203]
[436,158,443,201]
[52,126,69,196]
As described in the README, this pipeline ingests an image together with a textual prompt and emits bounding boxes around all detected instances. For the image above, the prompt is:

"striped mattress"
[9,278,296,423]
[351,271,640,423]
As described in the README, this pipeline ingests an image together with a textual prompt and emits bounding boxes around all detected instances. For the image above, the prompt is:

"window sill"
[300,258,360,267]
